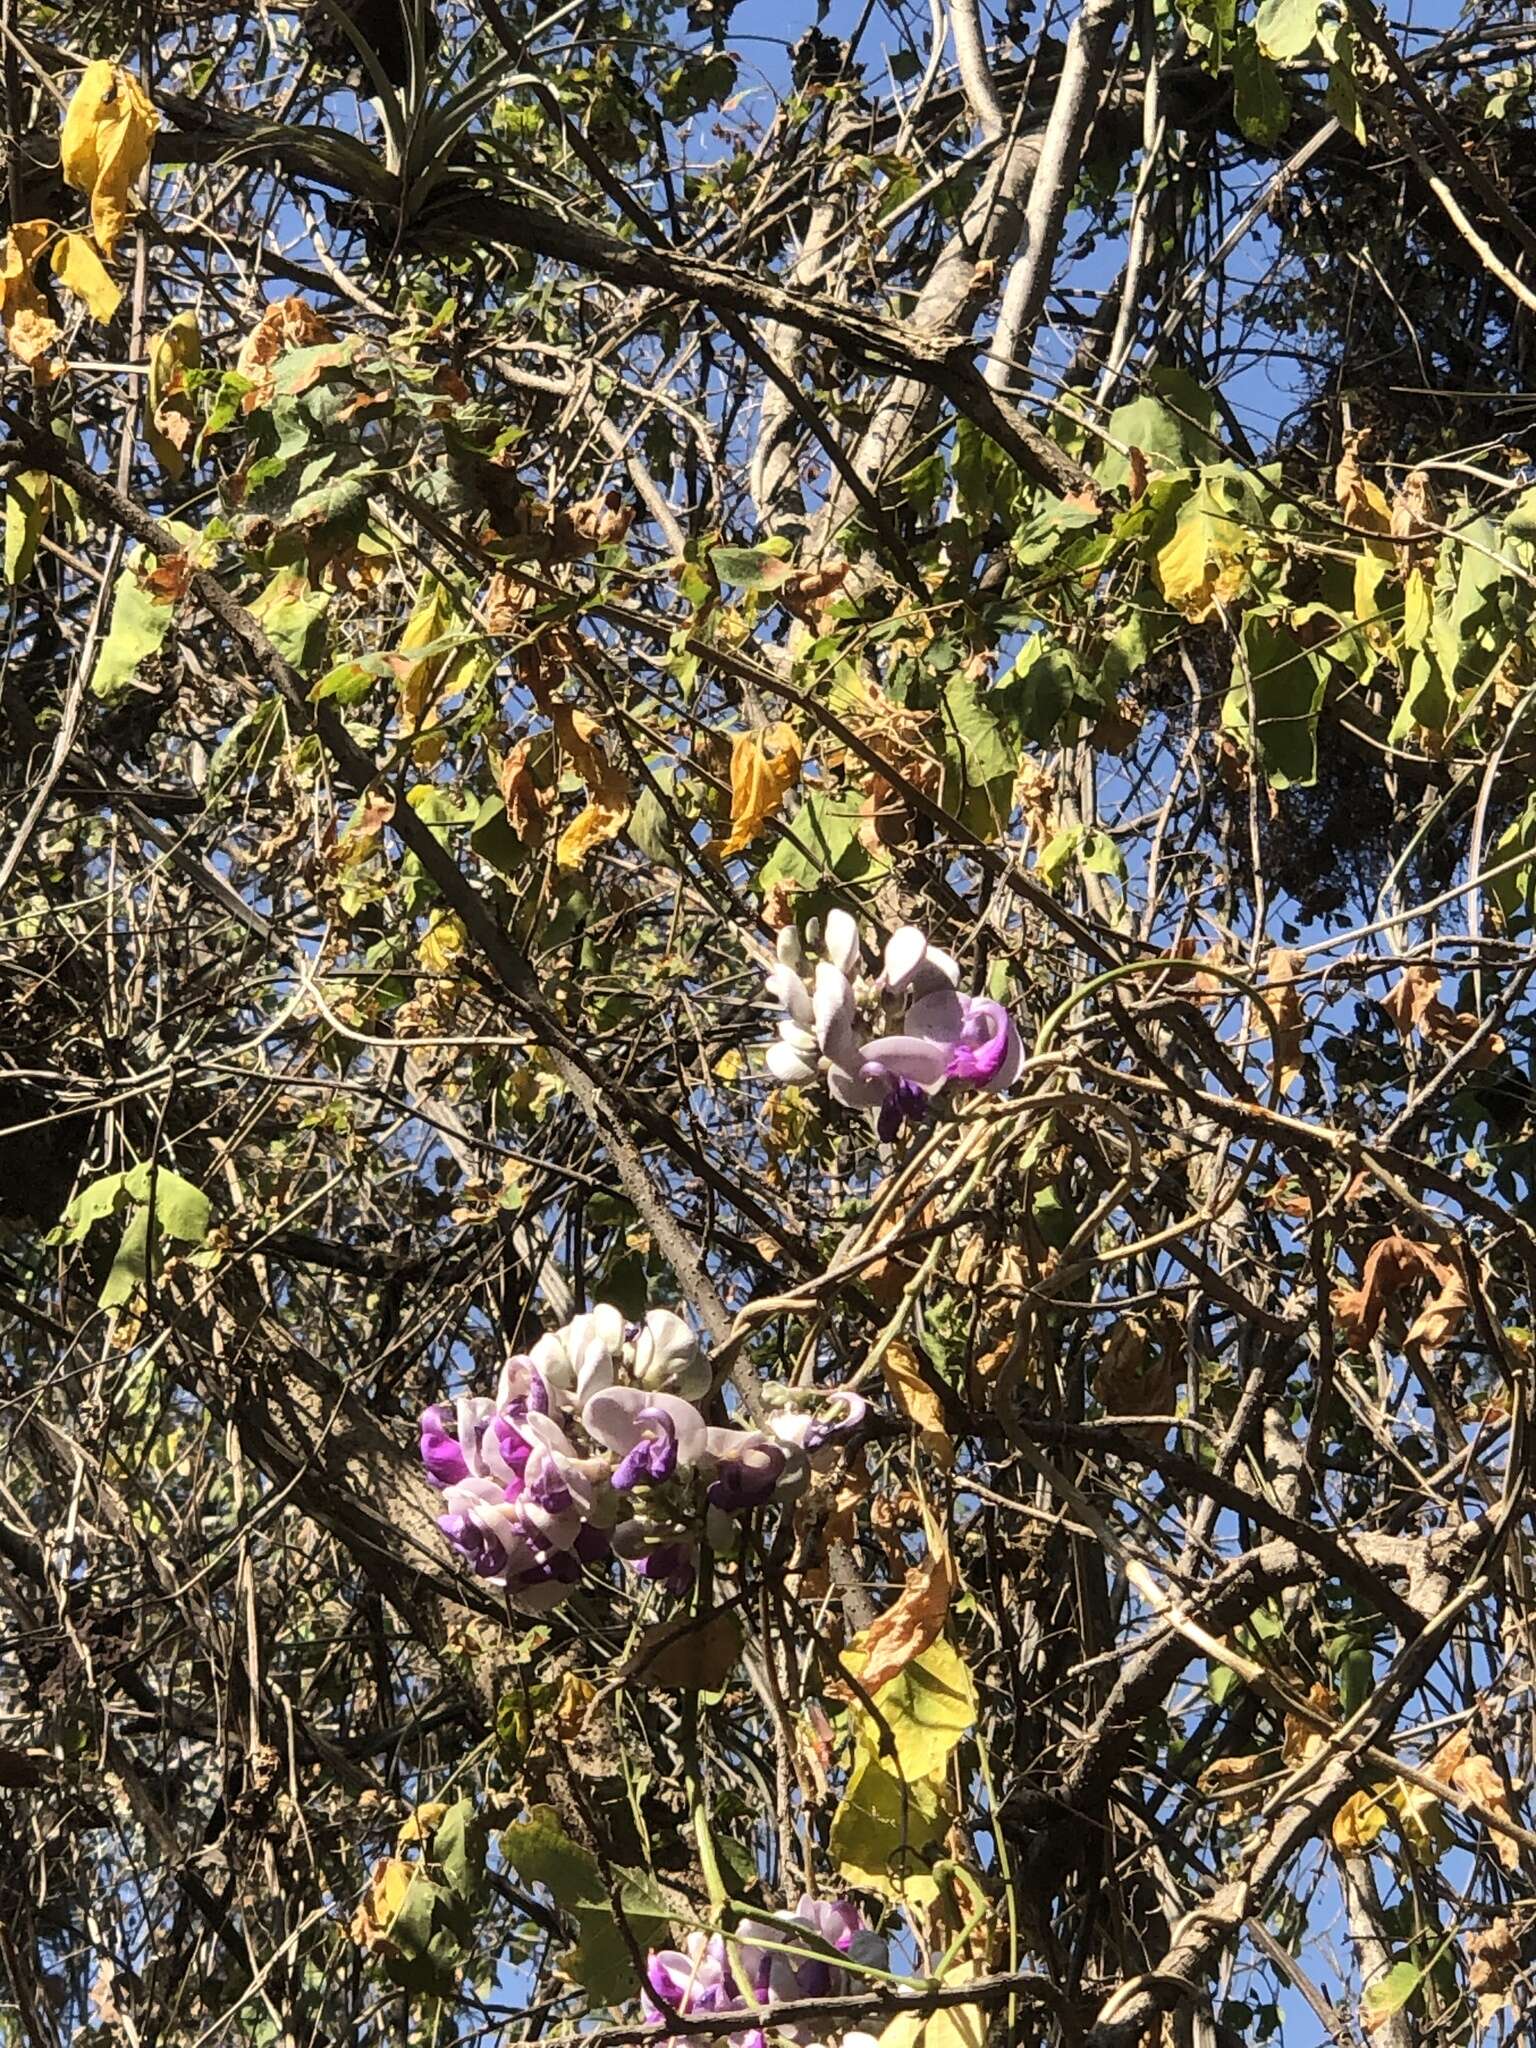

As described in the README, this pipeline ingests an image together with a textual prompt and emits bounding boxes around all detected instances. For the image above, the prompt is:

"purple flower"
[762,915,1022,1131]
[765,1391,867,1459]
[704,1430,791,1512]
[945,996,1023,1089]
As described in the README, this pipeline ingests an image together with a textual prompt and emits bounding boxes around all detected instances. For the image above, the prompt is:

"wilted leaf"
[1464,1917,1521,2025]
[623,1608,743,1691]
[146,313,202,476]
[1333,1237,1469,1363]
[714,723,802,856]
[1,222,62,375]
[1383,965,1503,1068]
[1447,1749,1523,1871]
[879,1339,955,1470]
[1263,948,1308,1094]
[50,231,121,323]
[60,61,158,257]
[1091,1318,1176,1442]
[848,1539,955,1696]
[496,738,546,848]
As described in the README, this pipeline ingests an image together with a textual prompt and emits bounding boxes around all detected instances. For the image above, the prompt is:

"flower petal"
[858,1032,954,1087]
[822,908,861,975]
[882,925,928,991]
[766,963,814,1026]
[766,1039,817,1084]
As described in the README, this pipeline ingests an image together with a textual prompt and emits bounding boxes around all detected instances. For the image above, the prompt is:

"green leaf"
[91,557,178,701]
[758,789,870,891]
[1233,29,1292,144]
[500,1807,666,2000]
[1097,397,1189,490]
[432,1799,487,1911]
[1362,1962,1421,2025]
[942,672,1017,791]
[57,1170,134,1243]
[100,1208,151,1308]
[995,637,1084,744]
[709,540,793,591]
[4,471,48,584]
[1223,608,1327,788]
[249,571,329,672]
[1322,17,1367,143]
[123,1162,211,1242]
[470,792,530,878]
[1254,0,1321,62]
[310,660,374,704]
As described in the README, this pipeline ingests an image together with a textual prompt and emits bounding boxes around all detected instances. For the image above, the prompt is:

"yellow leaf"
[60,61,158,258]
[1332,1785,1393,1854]
[418,913,467,978]
[829,1747,946,1905]
[1,222,62,375]
[714,723,802,856]
[146,312,201,477]
[1385,1776,1452,1862]
[879,1338,955,1470]
[396,1802,449,1849]
[845,1633,976,1782]
[557,796,629,869]
[392,577,464,764]
[50,231,120,323]
[880,1963,987,2048]
[1153,486,1250,621]
[348,1856,420,1951]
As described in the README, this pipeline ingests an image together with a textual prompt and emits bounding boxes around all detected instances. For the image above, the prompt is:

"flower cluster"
[421,1305,863,1608]
[765,913,1023,1138]
[646,1896,887,2048]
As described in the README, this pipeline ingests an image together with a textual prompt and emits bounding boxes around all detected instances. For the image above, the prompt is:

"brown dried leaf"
[1281,1683,1337,1768]
[879,1338,955,1470]
[1390,468,1437,577]
[1382,964,1503,1067]
[1,222,62,377]
[1448,1750,1523,1872]
[1333,1237,1469,1363]
[1264,949,1308,1094]
[140,552,193,603]
[1091,1319,1177,1443]
[1464,1917,1522,2024]
[622,1609,743,1691]
[1199,1751,1272,1821]
[497,738,545,847]
[849,1538,956,1695]
[234,297,336,410]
